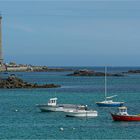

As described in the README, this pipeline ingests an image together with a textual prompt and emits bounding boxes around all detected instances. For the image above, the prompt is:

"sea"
[0,66,140,139]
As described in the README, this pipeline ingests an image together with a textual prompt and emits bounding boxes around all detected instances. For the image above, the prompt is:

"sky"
[0,0,140,66]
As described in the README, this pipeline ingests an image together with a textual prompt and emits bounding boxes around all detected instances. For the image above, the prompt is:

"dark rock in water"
[67,69,124,77]
[111,73,124,77]
[125,70,140,74]
[68,69,96,76]
[0,75,60,89]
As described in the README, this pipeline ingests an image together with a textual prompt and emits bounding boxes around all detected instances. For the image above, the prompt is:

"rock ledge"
[0,75,60,89]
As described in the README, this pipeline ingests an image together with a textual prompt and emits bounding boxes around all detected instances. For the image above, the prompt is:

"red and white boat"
[111,106,140,121]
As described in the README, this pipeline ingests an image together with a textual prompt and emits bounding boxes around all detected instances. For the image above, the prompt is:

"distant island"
[0,75,60,89]
[67,69,124,77]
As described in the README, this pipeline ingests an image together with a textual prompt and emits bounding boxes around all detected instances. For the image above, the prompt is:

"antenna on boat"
[105,66,107,101]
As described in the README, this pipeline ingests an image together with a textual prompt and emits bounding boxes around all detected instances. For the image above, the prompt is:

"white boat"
[65,106,98,117]
[96,67,124,107]
[36,97,85,112]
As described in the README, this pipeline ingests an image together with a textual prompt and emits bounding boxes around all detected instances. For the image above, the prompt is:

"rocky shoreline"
[0,75,60,89]
[32,67,73,72]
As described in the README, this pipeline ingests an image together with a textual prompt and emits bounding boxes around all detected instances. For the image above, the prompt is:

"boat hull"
[66,110,98,117]
[38,106,64,112]
[111,113,140,121]
[96,102,124,107]
[37,104,79,112]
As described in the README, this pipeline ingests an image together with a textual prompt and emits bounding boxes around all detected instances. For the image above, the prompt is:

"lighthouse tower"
[0,15,3,65]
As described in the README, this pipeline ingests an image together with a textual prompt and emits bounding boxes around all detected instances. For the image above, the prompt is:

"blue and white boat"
[96,67,124,107]
[96,96,124,107]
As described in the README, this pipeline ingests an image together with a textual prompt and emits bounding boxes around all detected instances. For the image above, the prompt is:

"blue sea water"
[0,67,140,139]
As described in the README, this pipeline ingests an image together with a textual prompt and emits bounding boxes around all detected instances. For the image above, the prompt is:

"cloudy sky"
[0,0,140,66]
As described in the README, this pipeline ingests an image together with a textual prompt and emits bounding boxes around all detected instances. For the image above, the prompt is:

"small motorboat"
[65,105,98,117]
[36,97,85,112]
[111,106,140,121]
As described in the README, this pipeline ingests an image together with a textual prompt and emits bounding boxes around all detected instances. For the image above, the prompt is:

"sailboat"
[96,67,124,107]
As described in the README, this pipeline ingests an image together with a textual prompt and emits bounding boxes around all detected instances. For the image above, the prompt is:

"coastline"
[1,66,140,75]
[0,65,74,72]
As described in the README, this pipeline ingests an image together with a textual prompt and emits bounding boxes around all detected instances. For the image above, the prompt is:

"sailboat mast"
[105,66,107,101]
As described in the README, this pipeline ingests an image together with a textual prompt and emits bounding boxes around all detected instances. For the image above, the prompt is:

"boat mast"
[105,66,107,101]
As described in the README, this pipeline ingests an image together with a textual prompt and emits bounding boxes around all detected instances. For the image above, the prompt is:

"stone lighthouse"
[0,15,3,65]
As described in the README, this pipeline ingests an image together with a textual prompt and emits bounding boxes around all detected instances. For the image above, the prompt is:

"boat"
[65,105,98,117]
[96,96,124,107]
[96,67,124,107]
[36,97,85,112]
[111,106,140,121]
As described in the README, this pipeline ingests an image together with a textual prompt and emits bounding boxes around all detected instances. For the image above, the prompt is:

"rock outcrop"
[67,70,124,77]
[0,75,60,89]
[124,70,140,74]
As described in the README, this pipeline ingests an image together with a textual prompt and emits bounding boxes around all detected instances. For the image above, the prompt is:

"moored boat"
[96,96,124,107]
[111,106,140,121]
[65,106,98,117]
[36,97,85,112]
[96,67,124,107]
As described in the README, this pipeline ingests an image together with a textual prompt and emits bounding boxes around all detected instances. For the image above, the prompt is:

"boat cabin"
[77,105,88,110]
[48,98,57,106]
[105,100,113,103]
[118,106,128,116]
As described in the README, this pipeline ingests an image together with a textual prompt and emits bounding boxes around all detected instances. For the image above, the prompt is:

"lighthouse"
[0,15,3,65]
